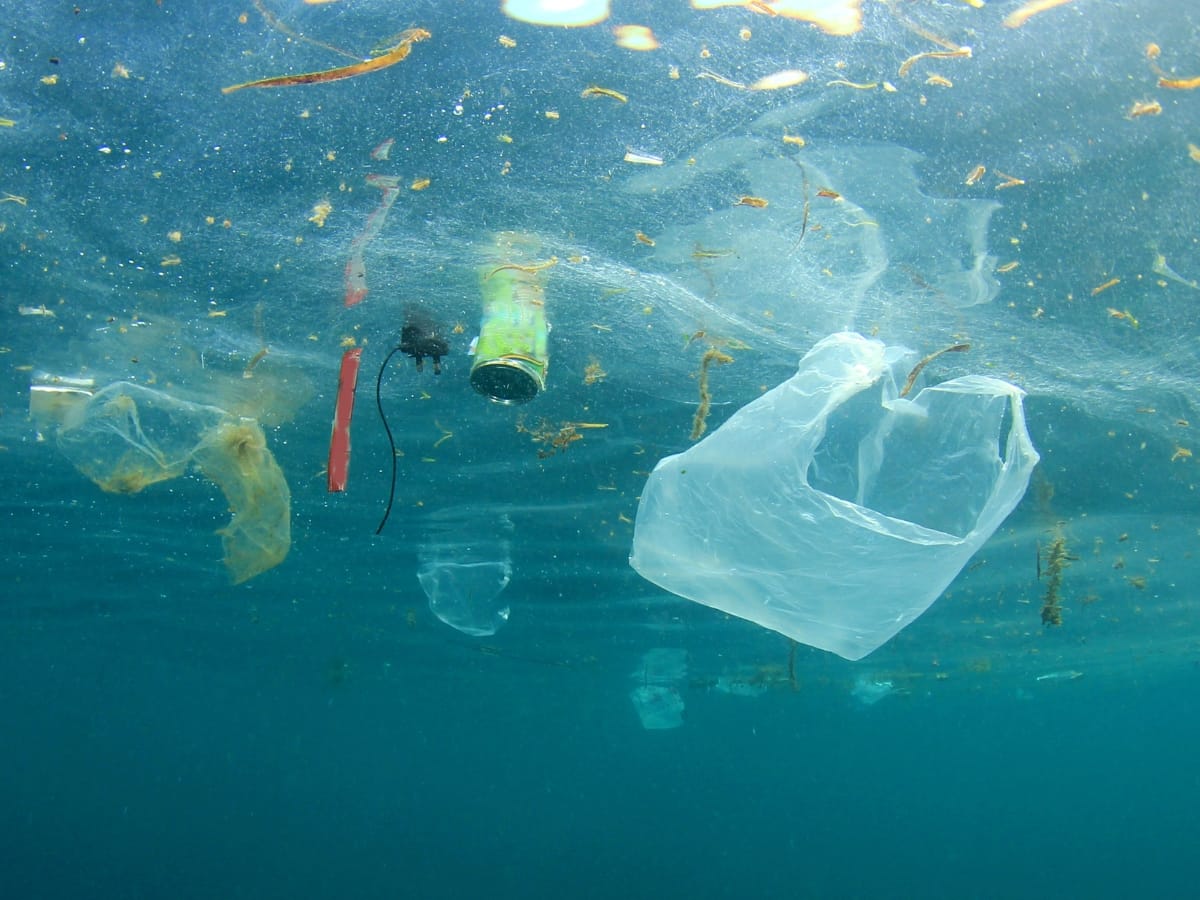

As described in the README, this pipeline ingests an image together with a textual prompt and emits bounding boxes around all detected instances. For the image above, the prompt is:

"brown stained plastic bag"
[193,419,290,584]
[55,382,290,583]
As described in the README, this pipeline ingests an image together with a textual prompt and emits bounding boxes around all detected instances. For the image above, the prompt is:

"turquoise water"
[4,1,1200,897]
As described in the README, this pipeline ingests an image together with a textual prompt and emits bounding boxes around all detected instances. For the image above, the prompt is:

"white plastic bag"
[629,332,1039,660]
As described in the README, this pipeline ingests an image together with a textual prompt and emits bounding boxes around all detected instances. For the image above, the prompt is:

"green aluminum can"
[470,261,549,404]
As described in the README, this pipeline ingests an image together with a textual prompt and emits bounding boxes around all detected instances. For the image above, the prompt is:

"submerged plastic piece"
[630,332,1039,661]
[630,686,685,730]
[52,382,290,583]
[851,675,898,706]
[629,648,688,730]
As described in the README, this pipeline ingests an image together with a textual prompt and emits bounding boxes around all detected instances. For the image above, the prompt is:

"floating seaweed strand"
[690,347,734,441]
[1039,532,1071,627]
[222,28,431,94]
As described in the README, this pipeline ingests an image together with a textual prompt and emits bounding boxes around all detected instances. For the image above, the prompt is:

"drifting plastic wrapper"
[31,377,291,584]
[629,332,1039,661]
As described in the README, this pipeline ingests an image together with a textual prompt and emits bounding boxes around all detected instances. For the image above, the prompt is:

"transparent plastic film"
[417,510,514,636]
[630,333,1039,661]
[55,383,226,494]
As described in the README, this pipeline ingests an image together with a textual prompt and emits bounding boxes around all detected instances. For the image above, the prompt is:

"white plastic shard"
[629,332,1039,661]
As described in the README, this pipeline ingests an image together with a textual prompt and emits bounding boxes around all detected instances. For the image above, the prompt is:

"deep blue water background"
[4,595,1198,899]
[5,1,1200,897]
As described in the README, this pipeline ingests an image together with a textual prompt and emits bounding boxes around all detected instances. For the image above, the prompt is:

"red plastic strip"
[327,347,363,493]
[342,173,402,307]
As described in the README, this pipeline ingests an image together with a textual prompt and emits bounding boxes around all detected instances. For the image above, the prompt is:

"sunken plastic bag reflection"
[629,332,1039,661]
[49,382,290,583]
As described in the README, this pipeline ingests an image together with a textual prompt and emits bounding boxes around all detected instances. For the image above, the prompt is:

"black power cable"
[375,314,450,535]
[374,344,407,535]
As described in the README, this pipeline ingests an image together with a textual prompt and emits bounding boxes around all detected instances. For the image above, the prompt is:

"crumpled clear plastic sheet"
[49,382,290,583]
[629,332,1040,661]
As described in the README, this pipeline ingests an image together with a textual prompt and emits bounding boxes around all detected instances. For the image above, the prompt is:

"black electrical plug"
[399,312,450,374]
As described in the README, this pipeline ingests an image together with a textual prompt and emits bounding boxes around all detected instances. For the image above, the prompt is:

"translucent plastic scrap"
[417,560,512,636]
[852,675,901,706]
[49,382,291,583]
[29,372,95,436]
[630,332,1039,661]
[629,685,685,730]
[629,648,688,730]
[194,419,291,584]
[56,383,225,494]
[637,647,688,685]
[417,511,515,636]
